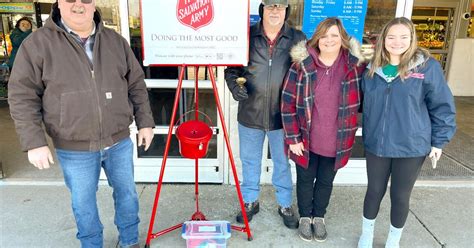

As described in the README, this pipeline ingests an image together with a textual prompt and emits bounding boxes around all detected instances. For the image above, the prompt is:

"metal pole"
[145,65,187,247]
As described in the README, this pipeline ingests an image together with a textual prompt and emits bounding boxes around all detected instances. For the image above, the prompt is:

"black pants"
[363,151,425,228]
[296,152,337,218]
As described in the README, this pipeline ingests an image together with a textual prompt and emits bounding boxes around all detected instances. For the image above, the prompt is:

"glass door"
[411,0,462,73]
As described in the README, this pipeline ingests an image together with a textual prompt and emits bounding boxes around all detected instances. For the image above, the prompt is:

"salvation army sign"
[176,0,214,30]
[141,0,249,66]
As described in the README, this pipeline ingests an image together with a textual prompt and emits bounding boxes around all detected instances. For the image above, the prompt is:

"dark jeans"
[363,151,425,228]
[296,152,337,218]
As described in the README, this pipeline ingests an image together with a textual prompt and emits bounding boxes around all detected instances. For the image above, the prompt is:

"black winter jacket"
[225,22,306,131]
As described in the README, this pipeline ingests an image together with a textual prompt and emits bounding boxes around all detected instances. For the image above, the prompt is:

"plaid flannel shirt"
[281,46,366,170]
[60,18,96,64]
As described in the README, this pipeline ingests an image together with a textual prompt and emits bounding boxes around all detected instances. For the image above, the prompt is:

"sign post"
[141,0,252,246]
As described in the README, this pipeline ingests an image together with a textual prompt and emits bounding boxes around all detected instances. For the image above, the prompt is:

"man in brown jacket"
[8,1,154,247]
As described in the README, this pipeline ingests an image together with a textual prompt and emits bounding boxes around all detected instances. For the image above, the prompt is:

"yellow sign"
[0,3,35,14]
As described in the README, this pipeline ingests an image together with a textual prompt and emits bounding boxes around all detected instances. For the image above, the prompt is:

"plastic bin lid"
[181,221,231,239]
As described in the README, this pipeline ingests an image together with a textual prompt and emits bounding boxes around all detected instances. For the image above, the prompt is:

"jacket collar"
[369,52,428,81]
[252,21,293,40]
[45,3,104,35]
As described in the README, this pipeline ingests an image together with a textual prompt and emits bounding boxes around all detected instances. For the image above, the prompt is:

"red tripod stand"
[145,65,253,247]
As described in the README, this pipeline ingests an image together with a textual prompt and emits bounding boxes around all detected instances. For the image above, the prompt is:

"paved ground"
[1,184,473,248]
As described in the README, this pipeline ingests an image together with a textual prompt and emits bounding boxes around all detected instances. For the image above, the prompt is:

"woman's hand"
[429,147,442,169]
[289,142,305,156]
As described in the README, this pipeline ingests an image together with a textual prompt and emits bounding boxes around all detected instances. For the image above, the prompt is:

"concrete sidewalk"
[1,183,473,248]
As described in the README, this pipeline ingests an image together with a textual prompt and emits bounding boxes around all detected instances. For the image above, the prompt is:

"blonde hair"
[307,17,351,53]
[368,17,430,80]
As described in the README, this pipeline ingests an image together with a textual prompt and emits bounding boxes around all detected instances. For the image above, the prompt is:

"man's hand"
[231,86,248,101]
[138,127,154,151]
[28,146,54,170]
[429,147,442,169]
[289,142,305,156]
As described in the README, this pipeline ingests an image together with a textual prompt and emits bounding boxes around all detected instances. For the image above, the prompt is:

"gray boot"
[312,217,327,242]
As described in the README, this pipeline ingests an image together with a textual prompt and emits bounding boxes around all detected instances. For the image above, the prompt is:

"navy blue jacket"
[361,54,456,157]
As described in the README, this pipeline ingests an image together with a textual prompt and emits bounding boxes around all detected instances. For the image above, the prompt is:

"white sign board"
[140,0,250,66]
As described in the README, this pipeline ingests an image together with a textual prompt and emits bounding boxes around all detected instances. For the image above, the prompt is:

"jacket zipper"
[63,30,102,149]
[91,70,103,150]
[379,82,392,155]
[264,44,273,131]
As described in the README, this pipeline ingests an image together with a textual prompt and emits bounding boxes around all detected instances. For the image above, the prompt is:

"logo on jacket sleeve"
[176,0,214,31]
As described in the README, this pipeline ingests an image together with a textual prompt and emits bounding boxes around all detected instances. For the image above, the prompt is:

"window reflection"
[148,89,178,126]
[362,0,397,60]
[147,88,217,127]
[288,0,305,29]
[96,0,121,33]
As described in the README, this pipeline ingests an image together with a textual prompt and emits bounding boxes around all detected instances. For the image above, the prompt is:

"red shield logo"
[176,0,214,30]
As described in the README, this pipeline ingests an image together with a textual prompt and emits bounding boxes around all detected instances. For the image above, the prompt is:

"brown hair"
[367,17,430,80]
[307,17,351,53]
[15,17,32,30]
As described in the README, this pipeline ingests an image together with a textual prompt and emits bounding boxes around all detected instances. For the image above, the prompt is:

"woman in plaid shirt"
[281,17,366,242]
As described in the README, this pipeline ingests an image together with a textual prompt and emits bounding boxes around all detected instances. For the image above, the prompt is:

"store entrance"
[412,0,462,73]
[0,1,44,99]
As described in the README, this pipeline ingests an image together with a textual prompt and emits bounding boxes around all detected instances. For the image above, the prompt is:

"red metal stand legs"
[145,65,253,247]
[206,65,253,240]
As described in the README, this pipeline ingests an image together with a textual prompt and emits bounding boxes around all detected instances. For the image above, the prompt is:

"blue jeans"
[56,138,139,248]
[238,124,293,207]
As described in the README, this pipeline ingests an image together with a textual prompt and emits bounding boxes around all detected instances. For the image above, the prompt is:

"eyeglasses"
[264,4,287,11]
[64,0,93,4]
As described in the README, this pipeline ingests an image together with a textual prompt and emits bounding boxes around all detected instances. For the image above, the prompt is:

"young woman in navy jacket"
[358,17,456,248]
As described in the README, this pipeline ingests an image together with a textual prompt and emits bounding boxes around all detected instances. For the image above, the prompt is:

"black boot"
[278,206,299,229]
[236,201,260,223]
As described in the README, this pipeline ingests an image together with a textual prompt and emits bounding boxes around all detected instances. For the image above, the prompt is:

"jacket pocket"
[59,90,94,140]
[103,87,133,135]
[411,125,431,147]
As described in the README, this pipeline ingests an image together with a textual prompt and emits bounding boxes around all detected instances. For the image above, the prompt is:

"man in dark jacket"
[8,1,154,247]
[224,0,305,229]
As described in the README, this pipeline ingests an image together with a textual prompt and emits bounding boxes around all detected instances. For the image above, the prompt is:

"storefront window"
[96,0,122,33]
[412,7,454,69]
[288,0,305,29]
[0,13,37,62]
[283,0,397,60]
[361,0,398,60]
